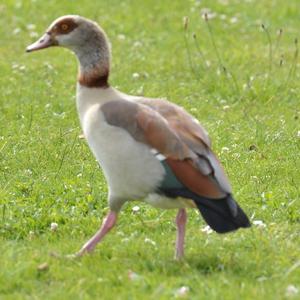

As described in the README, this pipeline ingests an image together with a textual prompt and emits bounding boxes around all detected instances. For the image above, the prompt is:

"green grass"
[0,0,299,299]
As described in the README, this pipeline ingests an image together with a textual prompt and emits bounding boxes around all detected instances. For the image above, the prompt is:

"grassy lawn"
[0,0,299,299]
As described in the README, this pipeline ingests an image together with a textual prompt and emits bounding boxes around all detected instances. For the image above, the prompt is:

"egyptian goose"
[26,15,250,259]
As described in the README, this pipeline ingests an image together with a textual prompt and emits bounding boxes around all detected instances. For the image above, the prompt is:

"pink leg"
[77,211,117,256]
[175,208,187,260]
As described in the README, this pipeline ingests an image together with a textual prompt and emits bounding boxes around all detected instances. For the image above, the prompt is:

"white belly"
[144,193,196,209]
[81,104,165,200]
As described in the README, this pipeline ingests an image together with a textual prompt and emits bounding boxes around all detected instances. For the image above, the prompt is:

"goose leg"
[77,210,117,256]
[175,208,187,260]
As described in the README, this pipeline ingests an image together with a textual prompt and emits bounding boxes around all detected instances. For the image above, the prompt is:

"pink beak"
[26,33,55,52]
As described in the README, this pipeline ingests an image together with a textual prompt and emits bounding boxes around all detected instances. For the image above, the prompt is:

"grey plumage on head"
[61,16,111,72]
[49,15,112,87]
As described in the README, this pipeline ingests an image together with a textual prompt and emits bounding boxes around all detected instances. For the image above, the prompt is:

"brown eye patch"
[51,17,78,35]
[61,24,69,31]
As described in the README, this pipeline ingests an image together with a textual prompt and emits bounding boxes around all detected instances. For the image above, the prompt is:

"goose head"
[26,15,111,88]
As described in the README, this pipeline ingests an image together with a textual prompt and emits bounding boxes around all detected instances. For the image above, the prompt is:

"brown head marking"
[49,17,78,35]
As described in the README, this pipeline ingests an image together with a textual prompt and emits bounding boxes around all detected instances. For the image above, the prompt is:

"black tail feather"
[162,189,251,233]
[195,194,251,233]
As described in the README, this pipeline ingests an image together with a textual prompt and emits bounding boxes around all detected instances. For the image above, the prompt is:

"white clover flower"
[144,238,156,246]
[132,73,140,79]
[230,17,239,24]
[29,31,39,38]
[50,222,58,232]
[174,286,190,298]
[117,34,126,41]
[13,28,21,35]
[286,285,298,297]
[128,270,142,281]
[253,220,266,228]
[133,41,142,48]
[201,225,213,234]
[26,24,36,30]
[132,205,140,212]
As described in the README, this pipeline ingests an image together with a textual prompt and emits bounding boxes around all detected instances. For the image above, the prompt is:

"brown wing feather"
[166,158,226,198]
[139,98,211,147]
[135,105,192,160]
[138,98,232,194]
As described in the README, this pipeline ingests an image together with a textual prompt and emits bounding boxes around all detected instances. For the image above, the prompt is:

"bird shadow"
[148,252,247,277]
[184,255,226,275]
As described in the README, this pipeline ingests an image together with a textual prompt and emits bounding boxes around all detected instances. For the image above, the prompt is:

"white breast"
[76,85,165,202]
[144,193,196,209]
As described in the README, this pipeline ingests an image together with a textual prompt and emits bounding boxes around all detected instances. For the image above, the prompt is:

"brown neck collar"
[78,68,110,88]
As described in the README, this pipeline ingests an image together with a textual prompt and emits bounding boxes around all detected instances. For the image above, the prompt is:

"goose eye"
[61,24,69,31]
